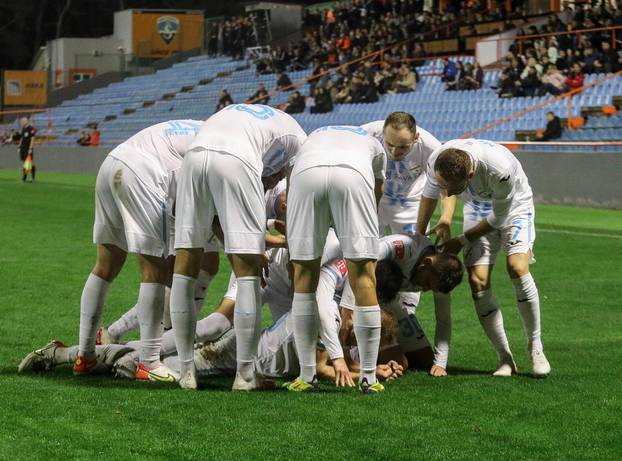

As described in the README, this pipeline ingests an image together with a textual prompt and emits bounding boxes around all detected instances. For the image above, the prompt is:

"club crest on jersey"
[157,16,179,45]
[392,240,405,259]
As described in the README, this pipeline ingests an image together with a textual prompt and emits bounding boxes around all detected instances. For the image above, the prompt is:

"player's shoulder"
[360,120,384,138]
[416,126,441,149]
[379,234,414,260]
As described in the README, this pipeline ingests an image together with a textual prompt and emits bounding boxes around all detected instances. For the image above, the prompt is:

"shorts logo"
[335,259,348,277]
[157,16,179,45]
[392,240,405,259]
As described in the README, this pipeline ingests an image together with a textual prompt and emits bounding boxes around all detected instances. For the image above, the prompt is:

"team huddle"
[18,105,551,394]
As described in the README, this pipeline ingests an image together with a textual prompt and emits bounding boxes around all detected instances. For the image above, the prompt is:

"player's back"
[292,125,386,188]
[112,120,202,175]
[190,104,306,176]
[379,234,433,286]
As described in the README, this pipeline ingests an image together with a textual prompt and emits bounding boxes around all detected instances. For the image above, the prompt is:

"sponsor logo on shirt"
[335,259,348,277]
[392,240,405,259]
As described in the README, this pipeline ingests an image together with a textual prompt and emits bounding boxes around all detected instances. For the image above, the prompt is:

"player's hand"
[260,254,270,288]
[429,364,447,377]
[438,237,463,255]
[426,221,452,245]
[332,358,355,387]
[274,219,287,237]
[377,361,403,381]
[387,360,404,379]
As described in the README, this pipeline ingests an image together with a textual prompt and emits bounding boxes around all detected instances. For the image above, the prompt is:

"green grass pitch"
[0,169,620,460]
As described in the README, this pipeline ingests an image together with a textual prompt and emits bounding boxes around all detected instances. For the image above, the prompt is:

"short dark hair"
[435,148,471,183]
[375,259,405,303]
[431,254,464,294]
[383,112,417,134]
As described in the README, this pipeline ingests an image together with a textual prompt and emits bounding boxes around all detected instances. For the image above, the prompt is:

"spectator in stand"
[374,64,395,94]
[412,43,427,67]
[276,71,293,91]
[600,41,620,72]
[521,66,542,96]
[555,49,570,71]
[534,112,563,141]
[247,83,270,105]
[77,131,91,146]
[90,125,100,147]
[495,70,520,98]
[310,86,333,113]
[582,46,600,74]
[391,64,417,93]
[351,73,379,103]
[539,65,567,95]
[216,89,234,112]
[283,90,305,114]
[441,58,457,83]
[464,62,484,90]
[445,61,464,91]
[521,57,543,80]
[565,62,585,90]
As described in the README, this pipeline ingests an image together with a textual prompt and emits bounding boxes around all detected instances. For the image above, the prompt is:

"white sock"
[55,345,79,364]
[159,312,232,357]
[136,283,166,368]
[194,270,214,316]
[353,305,381,385]
[163,286,172,330]
[512,273,543,354]
[196,312,232,343]
[170,274,197,376]
[292,292,319,383]
[473,289,513,362]
[234,276,262,381]
[107,305,139,340]
[78,273,110,358]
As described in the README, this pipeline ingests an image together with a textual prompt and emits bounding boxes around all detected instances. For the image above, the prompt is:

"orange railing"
[477,25,622,66]
[460,70,622,139]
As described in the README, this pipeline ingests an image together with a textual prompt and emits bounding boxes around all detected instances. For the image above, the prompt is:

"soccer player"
[363,112,457,377]
[74,119,203,382]
[286,125,386,394]
[362,112,453,237]
[417,138,551,377]
[171,104,306,390]
[340,233,464,375]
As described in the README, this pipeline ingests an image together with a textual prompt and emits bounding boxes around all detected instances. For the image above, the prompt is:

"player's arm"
[416,196,438,235]
[28,128,35,153]
[374,177,384,206]
[430,291,451,377]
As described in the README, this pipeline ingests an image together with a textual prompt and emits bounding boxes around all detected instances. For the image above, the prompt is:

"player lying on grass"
[340,233,464,377]
[74,119,204,382]
[417,138,551,377]
[17,308,404,386]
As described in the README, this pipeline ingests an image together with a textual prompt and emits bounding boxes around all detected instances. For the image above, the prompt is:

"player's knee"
[468,271,489,294]
[506,255,530,278]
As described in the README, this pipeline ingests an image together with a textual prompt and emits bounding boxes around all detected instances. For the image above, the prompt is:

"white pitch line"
[538,228,622,239]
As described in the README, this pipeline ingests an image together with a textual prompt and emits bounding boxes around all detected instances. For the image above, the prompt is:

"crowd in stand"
[494,6,622,98]
[206,16,257,60]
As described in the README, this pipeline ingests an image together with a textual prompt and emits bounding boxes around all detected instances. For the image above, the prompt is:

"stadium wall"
[0,147,620,209]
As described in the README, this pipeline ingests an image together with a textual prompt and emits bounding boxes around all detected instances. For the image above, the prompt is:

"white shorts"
[378,197,420,236]
[94,156,170,257]
[175,149,265,254]
[288,166,379,260]
[463,200,536,267]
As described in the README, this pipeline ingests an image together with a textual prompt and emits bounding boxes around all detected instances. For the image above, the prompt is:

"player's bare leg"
[75,244,126,375]
[347,259,384,393]
[469,264,516,376]
[507,252,550,377]
[170,247,203,389]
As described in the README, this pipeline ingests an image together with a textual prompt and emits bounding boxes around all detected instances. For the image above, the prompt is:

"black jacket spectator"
[247,83,270,105]
[276,72,293,91]
[535,112,563,141]
[216,89,234,112]
[284,91,305,114]
[310,87,333,113]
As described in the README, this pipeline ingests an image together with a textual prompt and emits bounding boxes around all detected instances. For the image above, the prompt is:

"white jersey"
[423,139,533,228]
[189,104,306,177]
[362,121,441,205]
[378,233,435,292]
[292,125,387,189]
[109,120,201,197]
